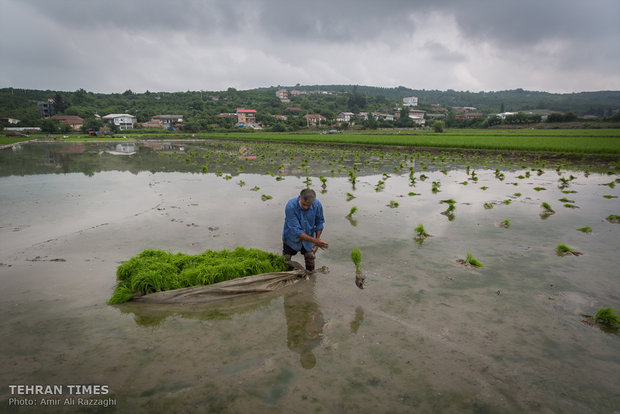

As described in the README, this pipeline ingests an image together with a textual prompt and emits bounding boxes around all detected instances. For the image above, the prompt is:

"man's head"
[299,189,316,210]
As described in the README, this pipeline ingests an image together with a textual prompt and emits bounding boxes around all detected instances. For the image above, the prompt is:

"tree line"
[1,86,619,133]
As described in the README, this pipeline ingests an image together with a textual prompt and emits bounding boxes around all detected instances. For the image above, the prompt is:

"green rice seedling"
[556,244,582,256]
[459,252,483,267]
[346,192,355,201]
[346,206,358,218]
[419,174,428,181]
[481,186,488,191]
[250,185,260,191]
[542,202,555,213]
[603,195,618,199]
[484,202,494,209]
[387,200,399,208]
[500,219,511,228]
[110,247,288,304]
[503,199,512,205]
[564,204,579,209]
[351,247,362,273]
[606,214,620,223]
[238,180,246,187]
[348,170,357,185]
[201,165,209,173]
[513,193,522,197]
[276,176,285,181]
[408,192,420,196]
[576,226,592,233]
[414,224,431,239]
[534,187,546,191]
[261,194,272,201]
[593,307,620,329]
[320,176,327,187]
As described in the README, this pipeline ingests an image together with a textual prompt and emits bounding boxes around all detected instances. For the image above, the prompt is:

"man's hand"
[313,238,328,252]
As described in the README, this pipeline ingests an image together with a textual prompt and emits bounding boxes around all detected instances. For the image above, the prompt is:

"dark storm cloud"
[1,0,619,92]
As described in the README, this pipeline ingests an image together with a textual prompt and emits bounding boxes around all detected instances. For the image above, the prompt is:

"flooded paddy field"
[1,140,619,413]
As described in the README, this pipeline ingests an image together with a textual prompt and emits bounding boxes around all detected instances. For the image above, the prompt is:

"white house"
[276,88,290,103]
[403,96,418,107]
[102,114,136,130]
[408,109,426,125]
[336,112,355,122]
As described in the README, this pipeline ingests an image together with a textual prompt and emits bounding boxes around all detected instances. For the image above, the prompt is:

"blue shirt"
[282,197,325,252]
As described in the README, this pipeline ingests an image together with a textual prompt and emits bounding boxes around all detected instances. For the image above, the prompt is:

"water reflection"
[115,274,328,370]
[283,277,325,369]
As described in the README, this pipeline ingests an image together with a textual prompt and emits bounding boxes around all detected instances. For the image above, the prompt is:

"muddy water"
[1,141,619,413]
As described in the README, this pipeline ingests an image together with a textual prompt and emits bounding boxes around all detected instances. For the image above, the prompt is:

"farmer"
[282,188,328,271]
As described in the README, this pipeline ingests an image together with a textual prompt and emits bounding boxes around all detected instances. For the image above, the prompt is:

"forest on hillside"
[1,85,619,132]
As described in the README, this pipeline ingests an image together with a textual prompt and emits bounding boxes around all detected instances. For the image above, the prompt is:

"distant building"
[408,109,426,125]
[37,99,55,117]
[51,115,84,130]
[0,117,20,124]
[336,112,355,122]
[304,114,326,126]
[151,115,183,125]
[236,109,257,127]
[286,107,302,112]
[102,114,136,130]
[403,96,418,107]
[276,88,290,103]
[456,112,484,119]
[372,112,394,121]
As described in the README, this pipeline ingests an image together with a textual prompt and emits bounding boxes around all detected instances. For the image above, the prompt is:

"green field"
[9,128,620,155]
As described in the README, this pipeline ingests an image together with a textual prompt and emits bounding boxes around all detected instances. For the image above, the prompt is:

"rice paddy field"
[1,139,619,413]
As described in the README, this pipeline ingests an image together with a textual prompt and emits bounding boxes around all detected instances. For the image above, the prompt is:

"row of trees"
[2,86,619,133]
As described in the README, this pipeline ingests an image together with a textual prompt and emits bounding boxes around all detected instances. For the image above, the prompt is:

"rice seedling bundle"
[110,247,288,304]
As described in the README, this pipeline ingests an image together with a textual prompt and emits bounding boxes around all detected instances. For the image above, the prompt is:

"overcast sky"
[1,0,619,94]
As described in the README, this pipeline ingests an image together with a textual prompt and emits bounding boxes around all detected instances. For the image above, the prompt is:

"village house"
[373,112,394,121]
[456,112,484,119]
[236,109,258,127]
[143,115,184,129]
[403,96,418,107]
[37,99,55,117]
[102,114,136,130]
[0,117,20,124]
[336,112,355,123]
[276,88,290,103]
[274,115,288,121]
[408,109,426,125]
[303,114,326,126]
[51,115,84,130]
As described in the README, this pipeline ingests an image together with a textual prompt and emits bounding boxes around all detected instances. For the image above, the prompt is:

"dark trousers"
[283,242,315,271]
